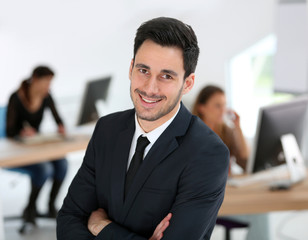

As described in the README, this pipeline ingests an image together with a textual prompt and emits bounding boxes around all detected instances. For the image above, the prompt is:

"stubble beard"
[130,85,183,122]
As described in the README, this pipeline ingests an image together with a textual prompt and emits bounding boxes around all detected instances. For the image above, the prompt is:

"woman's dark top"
[6,91,63,138]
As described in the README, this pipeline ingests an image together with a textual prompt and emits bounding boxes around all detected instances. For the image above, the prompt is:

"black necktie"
[125,135,150,197]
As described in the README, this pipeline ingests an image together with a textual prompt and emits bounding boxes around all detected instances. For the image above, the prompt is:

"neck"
[29,85,42,99]
[137,103,180,133]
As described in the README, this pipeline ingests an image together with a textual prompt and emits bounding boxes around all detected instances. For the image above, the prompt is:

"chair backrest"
[0,106,7,138]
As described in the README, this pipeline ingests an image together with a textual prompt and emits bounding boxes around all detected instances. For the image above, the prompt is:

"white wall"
[274,1,308,93]
[0,0,276,127]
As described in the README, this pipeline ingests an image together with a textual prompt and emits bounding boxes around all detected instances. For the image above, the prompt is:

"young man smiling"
[57,17,229,240]
[130,39,193,132]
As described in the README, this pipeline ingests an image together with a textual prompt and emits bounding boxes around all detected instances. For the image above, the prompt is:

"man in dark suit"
[57,17,229,240]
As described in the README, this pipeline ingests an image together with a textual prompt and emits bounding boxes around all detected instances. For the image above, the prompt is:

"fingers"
[157,213,172,231]
[150,213,172,240]
[233,111,240,119]
[90,208,107,220]
[150,222,169,240]
[163,213,172,222]
[88,208,111,236]
[158,219,170,235]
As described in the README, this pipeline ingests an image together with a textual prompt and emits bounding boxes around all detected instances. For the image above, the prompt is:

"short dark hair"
[133,17,200,79]
[31,66,54,79]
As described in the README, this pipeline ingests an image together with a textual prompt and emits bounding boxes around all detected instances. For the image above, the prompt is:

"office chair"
[216,217,249,240]
[0,106,6,138]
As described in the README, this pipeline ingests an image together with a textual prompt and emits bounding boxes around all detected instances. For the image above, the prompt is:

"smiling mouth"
[140,95,162,103]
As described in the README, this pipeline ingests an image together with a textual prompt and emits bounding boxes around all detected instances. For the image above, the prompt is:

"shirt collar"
[134,104,180,145]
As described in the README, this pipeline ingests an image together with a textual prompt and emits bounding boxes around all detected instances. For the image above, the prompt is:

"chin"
[136,109,160,122]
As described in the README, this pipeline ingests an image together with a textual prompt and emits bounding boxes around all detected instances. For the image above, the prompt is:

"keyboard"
[227,165,290,187]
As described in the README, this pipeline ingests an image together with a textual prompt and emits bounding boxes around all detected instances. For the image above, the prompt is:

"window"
[227,34,293,139]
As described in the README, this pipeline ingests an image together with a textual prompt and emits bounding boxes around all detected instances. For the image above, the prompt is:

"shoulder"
[188,116,228,151]
[89,109,135,148]
[181,115,230,168]
[9,91,18,100]
[222,123,233,136]
[94,108,135,133]
[221,123,234,142]
[97,108,134,124]
[44,93,54,103]
[8,91,20,104]
[175,116,229,196]
[183,116,229,177]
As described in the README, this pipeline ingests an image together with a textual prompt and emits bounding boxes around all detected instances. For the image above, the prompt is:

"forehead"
[135,40,184,72]
[34,75,53,82]
[209,93,226,102]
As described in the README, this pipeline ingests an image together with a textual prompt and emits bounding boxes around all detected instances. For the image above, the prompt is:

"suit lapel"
[120,103,192,222]
[110,114,135,222]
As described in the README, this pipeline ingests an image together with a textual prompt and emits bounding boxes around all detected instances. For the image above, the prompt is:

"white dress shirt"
[127,105,180,169]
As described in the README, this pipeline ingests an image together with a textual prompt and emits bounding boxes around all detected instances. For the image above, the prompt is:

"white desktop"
[228,96,308,188]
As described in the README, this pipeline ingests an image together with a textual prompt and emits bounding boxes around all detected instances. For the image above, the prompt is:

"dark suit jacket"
[57,104,229,240]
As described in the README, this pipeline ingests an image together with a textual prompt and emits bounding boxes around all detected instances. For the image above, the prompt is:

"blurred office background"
[1,0,308,239]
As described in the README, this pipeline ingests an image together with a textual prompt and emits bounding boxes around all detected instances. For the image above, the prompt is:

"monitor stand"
[269,133,307,190]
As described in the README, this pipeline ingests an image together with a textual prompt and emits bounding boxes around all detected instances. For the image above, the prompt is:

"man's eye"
[139,69,148,74]
[162,74,172,80]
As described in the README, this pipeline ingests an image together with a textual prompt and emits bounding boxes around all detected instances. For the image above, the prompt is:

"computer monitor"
[247,96,308,174]
[77,76,111,126]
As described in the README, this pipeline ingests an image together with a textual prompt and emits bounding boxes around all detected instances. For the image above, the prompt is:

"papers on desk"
[19,133,68,145]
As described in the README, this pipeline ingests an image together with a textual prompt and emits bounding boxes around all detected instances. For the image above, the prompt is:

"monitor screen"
[247,96,308,173]
[77,76,111,126]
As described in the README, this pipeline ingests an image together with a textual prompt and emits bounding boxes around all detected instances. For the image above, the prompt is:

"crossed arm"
[57,136,173,240]
[57,128,229,239]
[87,209,172,240]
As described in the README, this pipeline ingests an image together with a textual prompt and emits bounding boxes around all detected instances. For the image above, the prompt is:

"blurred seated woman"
[6,66,67,224]
[192,85,249,170]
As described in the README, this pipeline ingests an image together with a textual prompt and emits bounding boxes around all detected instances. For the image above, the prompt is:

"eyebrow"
[135,63,178,77]
[135,63,150,70]
[161,69,178,77]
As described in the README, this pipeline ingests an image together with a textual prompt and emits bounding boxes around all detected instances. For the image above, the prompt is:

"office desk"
[219,176,308,216]
[1,137,308,236]
[0,134,91,168]
[0,134,91,239]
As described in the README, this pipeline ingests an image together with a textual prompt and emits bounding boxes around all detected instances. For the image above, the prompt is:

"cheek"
[131,73,144,88]
[45,83,50,90]
[202,106,212,117]
[130,80,141,95]
[216,108,224,116]
[210,106,222,118]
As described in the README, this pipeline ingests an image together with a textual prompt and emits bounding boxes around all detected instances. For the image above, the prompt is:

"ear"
[128,59,134,81]
[182,73,195,95]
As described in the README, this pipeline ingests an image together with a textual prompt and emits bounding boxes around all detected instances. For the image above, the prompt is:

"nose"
[143,75,159,96]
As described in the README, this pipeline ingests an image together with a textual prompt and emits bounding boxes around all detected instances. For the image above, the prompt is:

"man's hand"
[88,209,171,239]
[88,208,112,236]
[149,213,172,240]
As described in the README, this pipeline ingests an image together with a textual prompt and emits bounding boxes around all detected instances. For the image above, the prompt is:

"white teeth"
[142,96,160,103]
